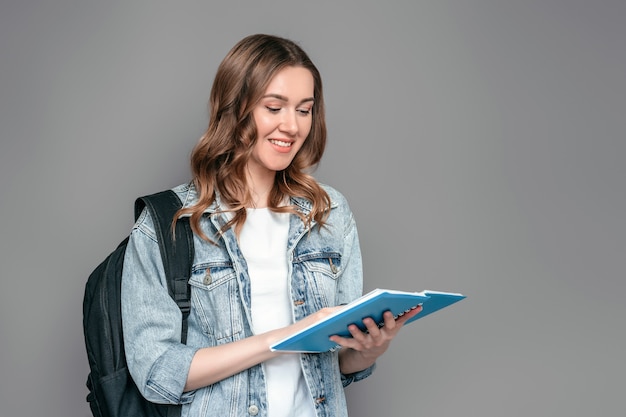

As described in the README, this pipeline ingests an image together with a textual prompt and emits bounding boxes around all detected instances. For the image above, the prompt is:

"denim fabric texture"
[121,182,374,417]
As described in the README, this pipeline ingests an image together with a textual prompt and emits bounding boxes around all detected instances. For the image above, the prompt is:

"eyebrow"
[262,94,315,105]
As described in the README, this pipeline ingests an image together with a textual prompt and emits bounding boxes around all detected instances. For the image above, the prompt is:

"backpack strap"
[135,190,193,344]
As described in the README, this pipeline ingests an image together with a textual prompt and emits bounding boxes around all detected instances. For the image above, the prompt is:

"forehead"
[264,66,314,98]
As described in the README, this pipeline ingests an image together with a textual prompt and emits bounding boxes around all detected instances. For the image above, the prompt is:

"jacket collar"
[179,181,337,217]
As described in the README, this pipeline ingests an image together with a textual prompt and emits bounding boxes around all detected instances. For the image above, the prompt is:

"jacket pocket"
[296,251,342,279]
[188,262,244,341]
[293,251,342,310]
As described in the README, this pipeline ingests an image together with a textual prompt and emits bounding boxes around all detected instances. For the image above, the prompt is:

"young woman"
[121,33,421,417]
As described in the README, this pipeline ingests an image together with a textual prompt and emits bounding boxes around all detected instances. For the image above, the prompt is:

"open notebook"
[270,288,466,353]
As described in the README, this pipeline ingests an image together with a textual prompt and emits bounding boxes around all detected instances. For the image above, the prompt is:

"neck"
[247,172,275,209]
[250,188,271,208]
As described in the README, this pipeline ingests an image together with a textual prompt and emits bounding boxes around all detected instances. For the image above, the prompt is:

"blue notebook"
[270,288,466,353]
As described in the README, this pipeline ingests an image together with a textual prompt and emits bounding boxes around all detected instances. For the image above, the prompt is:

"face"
[248,66,314,182]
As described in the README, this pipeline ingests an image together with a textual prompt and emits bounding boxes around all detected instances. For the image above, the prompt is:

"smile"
[269,139,292,148]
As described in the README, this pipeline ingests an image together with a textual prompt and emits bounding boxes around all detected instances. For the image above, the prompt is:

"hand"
[331,305,423,374]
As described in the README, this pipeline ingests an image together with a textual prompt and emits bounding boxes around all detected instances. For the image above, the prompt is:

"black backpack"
[83,190,194,417]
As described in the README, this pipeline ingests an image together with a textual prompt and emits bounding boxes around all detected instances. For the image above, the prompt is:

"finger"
[381,311,397,330]
[347,323,370,342]
[329,330,366,350]
[361,317,382,337]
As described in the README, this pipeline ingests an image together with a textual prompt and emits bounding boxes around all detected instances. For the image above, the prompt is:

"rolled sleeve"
[341,363,376,387]
[145,344,198,404]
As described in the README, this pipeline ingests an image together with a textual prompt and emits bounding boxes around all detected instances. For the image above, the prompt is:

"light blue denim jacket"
[121,182,374,417]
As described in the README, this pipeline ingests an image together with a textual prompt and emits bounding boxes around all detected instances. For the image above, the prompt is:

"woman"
[121,33,421,417]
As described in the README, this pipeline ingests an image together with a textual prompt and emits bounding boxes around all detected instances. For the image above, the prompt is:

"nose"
[279,110,298,136]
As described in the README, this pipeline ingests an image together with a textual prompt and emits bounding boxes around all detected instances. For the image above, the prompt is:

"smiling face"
[247,66,315,184]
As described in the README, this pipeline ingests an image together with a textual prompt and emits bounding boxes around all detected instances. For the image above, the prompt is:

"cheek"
[255,115,273,135]
[252,108,275,133]
[300,118,313,137]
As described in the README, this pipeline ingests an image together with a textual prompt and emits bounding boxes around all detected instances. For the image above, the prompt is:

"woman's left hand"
[331,305,422,374]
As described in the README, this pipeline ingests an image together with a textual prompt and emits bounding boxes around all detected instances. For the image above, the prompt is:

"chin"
[266,160,295,173]
[270,165,291,173]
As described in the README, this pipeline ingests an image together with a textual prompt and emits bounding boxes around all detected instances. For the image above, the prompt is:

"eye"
[297,108,312,116]
[266,106,281,113]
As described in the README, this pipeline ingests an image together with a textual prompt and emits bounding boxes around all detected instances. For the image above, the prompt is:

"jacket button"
[328,258,338,274]
[247,405,259,415]
[203,269,212,285]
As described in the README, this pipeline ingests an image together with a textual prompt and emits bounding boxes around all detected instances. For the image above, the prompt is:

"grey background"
[1,1,624,416]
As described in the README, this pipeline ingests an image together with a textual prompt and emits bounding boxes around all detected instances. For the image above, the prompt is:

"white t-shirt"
[239,208,316,417]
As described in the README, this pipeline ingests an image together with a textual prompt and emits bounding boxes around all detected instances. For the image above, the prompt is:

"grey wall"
[1,1,624,416]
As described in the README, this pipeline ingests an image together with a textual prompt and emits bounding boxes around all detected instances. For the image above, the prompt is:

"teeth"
[269,139,291,147]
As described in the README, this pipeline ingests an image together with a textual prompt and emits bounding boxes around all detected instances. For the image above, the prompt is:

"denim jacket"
[121,182,374,417]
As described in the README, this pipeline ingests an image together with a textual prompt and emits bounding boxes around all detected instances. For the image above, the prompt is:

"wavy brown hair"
[177,34,331,241]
